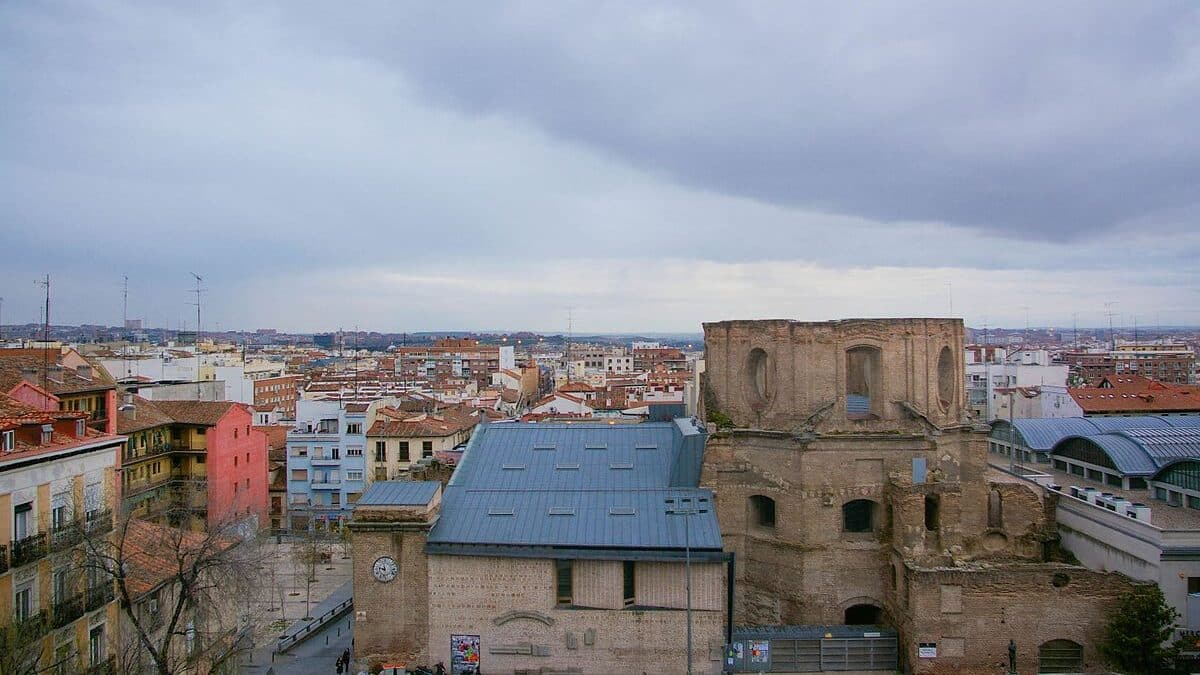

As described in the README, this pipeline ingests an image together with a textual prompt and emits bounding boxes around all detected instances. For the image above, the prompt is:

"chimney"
[76,365,93,380]
[20,366,38,384]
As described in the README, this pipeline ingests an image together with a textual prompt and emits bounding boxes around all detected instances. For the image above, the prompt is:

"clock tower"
[348,481,442,666]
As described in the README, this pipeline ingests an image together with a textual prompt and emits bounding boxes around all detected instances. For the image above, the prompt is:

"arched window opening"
[749,495,776,530]
[844,604,882,625]
[1038,639,1082,673]
[924,495,940,532]
[843,499,877,533]
[937,346,955,411]
[746,348,770,405]
[988,490,1003,529]
[846,346,881,419]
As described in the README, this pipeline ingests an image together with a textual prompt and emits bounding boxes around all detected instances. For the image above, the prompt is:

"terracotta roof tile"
[149,400,239,426]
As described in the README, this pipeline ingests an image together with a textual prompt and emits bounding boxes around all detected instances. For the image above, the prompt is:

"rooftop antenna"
[34,275,50,405]
[1104,301,1118,351]
[565,307,574,384]
[1072,312,1079,351]
[0,296,5,341]
[1133,316,1139,346]
[189,272,206,398]
[946,281,953,317]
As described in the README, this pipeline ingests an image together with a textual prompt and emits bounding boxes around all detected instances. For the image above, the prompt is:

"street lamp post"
[668,495,699,675]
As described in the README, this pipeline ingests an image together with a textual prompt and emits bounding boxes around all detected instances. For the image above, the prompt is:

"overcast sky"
[3,2,1198,333]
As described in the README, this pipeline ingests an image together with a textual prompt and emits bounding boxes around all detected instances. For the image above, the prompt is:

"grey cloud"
[291,1,1200,241]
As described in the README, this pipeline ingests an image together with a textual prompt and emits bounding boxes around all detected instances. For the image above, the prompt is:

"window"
[234,482,239,494]
[988,490,1003,529]
[15,583,33,620]
[1038,639,1082,673]
[623,561,636,607]
[1189,577,1200,595]
[291,446,308,457]
[844,604,882,625]
[746,347,770,405]
[555,560,573,605]
[331,493,341,506]
[399,441,410,462]
[846,346,881,419]
[749,495,776,529]
[41,424,53,444]
[422,441,433,457]
[291,469,308,481]
[925,495,940,532]
[936,346,955,411]
[331,447,340,459]
[375,441,386,463]
[347,470,363,481]
[234,456,238,467]
[245,478,250,489]
[346,423,362,435]
[375,467,388,481]
[234,428,238,439]
[1129,477,1147,490]
[347,446,362,457]
[14,501,32,539]
[246,452,250,463]
[842,499,876,533]
[53,567,70,603]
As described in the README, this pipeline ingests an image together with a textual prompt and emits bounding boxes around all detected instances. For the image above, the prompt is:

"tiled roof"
[0,393,117,462]
[149,400,239,427]
[122,520,236,598]
[0,351,116,395]
[368,406,479,438]
[1069,376,1200,413]
[116,396,175,434]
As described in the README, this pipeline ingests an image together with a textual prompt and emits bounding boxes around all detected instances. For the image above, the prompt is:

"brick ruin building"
[701,318,1139,673]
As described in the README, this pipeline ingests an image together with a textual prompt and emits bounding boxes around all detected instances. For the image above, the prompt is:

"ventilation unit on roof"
[487,507,515,516]
[548,507,575,516]
[609,462,634,470]
[608,507,636,516]
[533,444,556,451]
[635,443,657,450]
[555,463,580,471]
[585,443,607,450]
[501,464,526,471]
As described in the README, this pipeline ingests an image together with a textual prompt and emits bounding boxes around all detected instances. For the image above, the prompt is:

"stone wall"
[896,563,1138,674]
[426,555,728,675]
[703,318,965,432]
[350,522,433,665]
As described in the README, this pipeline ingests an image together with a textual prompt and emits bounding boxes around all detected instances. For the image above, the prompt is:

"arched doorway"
[843,603,883,625]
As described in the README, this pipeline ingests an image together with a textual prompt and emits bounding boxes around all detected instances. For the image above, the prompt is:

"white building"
[966,346,1071,421]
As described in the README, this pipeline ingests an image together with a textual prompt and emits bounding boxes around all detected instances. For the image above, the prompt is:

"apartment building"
[365,406,478,481]
[252,375,301,419]
[119,399,269,533]
[1,391,123,674]
[285,400,369,531]
[0,348,118,434]
[393,338,516,390]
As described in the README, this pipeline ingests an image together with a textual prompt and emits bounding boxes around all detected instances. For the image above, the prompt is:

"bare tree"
[77,502,266,675]
[290,527,333,620]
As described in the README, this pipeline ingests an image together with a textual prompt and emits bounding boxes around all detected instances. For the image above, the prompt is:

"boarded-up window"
[555,560,573,605]
[988,490,1003,529]
[749,495,776,529]
[843,499,876,533]
[940,585,962,614]
[846,346,881,418]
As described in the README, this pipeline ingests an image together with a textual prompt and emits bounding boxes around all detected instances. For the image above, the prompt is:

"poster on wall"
[749,640,770,665]
[450,634,481,674]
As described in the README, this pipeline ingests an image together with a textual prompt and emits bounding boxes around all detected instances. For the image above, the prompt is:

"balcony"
[85,656,116,675]
[50,522,83,553]
[84,510,114,537]
[11,532,47,568]
[310,480,343,490]
[0,610,48,650]
[0,544,8,574]
[85,583,116,612]
[310,455,342,466]
[51,593,86,628]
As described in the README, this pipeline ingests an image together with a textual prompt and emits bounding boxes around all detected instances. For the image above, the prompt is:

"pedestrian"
[336,655,344,675]
[343,647,351,665]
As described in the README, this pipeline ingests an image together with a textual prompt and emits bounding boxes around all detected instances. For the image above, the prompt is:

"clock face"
[373,556,398,583]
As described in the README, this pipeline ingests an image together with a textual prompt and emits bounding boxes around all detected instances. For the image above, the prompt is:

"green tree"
[1100,585,1180,674]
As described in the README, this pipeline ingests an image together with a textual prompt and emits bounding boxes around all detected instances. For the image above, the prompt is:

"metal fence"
[727,626,898,673]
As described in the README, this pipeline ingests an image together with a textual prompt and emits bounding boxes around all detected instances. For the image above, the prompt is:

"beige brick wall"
[427,555,727,675]
[352,525,432,664]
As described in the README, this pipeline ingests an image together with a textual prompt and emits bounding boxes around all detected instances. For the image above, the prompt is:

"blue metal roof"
[429,419,720,554]
[1118,428,1200,465]
[1057,434,1159,475]
[356,480,441,506]
[991,415,1200,450]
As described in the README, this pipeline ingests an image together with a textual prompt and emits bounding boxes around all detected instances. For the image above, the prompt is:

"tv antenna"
[1104,302,1118,351]
[189,273,206,398]
[34,275,50,399]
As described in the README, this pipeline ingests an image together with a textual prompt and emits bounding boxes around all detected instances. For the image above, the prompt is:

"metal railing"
[50,522,83,553]
[84,655,116,675]
[0,543,8,574]
[84,510,114,536]
[276,595,354,653]
[0,609,48,649]
[11,532,47,568]
[86,583,115,612]
[51,593,86,628]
